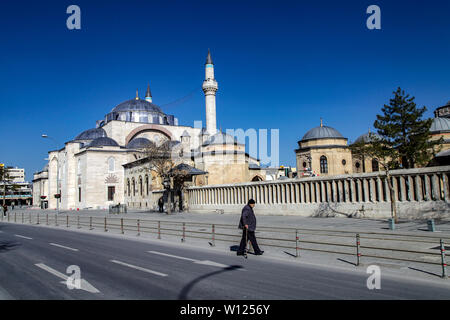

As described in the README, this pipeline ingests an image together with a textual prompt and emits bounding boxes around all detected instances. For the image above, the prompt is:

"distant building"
[32,164,49,209]
[0,165,32,206]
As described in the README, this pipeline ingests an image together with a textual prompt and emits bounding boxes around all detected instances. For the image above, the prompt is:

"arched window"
[127,179,130,196]
[145,175,149,195]
[372,159,379,172]
[132,178,136,196]
[139,176,143,196]
[108,157,115,172]
[320,156,328,174]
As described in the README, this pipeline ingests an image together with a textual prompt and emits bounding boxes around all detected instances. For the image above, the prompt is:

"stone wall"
[185,166,450,219]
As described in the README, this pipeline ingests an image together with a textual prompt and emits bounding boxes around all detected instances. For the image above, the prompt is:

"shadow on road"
[178,265,243,300]
[0,241,21,253]
[408,267,442,278]
[337,258,358,266]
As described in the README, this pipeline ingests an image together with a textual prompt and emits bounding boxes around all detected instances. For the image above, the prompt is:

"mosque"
[295,101,450,177]
[32,49,450,210]
[33,51,269,210]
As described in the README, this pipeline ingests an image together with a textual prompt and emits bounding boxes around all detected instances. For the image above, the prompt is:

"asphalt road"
[0,222,450,300]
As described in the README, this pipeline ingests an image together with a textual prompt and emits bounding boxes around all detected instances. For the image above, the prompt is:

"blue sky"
[0,0,449,180]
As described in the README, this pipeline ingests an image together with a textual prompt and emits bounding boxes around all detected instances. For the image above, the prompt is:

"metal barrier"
[2,212,449,279]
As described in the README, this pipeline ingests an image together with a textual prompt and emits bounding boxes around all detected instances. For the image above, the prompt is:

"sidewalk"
[19,207,450,234]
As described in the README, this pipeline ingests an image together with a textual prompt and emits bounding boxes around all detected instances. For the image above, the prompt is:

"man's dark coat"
[239,204,257,232]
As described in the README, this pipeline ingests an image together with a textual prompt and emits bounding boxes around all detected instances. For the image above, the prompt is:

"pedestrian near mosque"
[237,199,264,256]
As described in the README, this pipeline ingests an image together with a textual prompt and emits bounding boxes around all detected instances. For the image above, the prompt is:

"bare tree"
[142,140,190,214]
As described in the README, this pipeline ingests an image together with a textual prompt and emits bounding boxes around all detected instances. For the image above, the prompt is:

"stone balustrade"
[185,166,450,219]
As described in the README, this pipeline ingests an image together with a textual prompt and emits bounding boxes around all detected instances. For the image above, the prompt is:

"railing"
[185,166,450,217]
[1,211,449,279]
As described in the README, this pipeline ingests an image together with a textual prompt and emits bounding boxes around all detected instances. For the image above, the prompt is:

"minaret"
[202,49,218,135]
[145,83,152,103]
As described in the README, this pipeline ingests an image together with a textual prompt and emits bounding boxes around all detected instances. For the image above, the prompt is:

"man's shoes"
[236,252,245,256]
[255,251,264,255]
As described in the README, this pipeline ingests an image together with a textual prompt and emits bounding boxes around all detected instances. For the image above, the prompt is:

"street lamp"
[42,134,61,214]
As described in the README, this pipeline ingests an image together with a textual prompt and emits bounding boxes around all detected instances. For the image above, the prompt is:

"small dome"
[111,99,163,114]
[203,132,240,146]
[86,137,119,148]
[302,125,344,141]
[75,127,107,140]
[354,131,382,144]
[431,117,450,133]
[126,137,154,149]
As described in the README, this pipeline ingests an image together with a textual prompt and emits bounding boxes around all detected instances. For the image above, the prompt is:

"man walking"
[237,199,264,256]
[2,204,7,217]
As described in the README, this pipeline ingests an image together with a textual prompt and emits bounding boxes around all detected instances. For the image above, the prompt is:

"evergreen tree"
[374,87,442,168]
[351,88,443,222]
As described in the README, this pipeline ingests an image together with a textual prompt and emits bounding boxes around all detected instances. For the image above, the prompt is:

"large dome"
[431,117,450,133]
[74,127,107,140]
[111,99,163,114]
[302,125,344,141]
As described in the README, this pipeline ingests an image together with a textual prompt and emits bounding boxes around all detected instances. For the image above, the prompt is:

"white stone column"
[376,177,383,202]
[338,180,344,203]
[407,176,414,201]
[399,176,407,202]
[299,183,304,203]
[392,177,398,202]
[424,175,431,201]
[305,183,310,203]
[369,178,376,202]
[314,182,320,203]
[349,179,355,203]
[331,180,338,202]
[362,179,369,202]
[432,174,441,201]
[326,181,331,202]
[308,182,314,203]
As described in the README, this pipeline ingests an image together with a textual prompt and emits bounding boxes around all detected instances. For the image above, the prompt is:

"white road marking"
[49,243,79,252]
[110,260,168,277]
[14,234,32,240]
[148,251,197,262]
[35,263,100,293]
[194,260,230,268]
[147,251,243,270]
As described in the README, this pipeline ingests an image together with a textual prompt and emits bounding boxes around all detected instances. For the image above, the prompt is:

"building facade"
[35,51,268,210]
